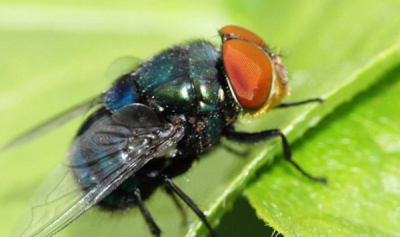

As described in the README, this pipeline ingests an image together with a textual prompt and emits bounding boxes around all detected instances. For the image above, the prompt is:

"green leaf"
[1,1,400,237]
[245,65,400,237]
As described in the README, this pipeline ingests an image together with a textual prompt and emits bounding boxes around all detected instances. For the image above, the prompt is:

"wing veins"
[24,124,184,237]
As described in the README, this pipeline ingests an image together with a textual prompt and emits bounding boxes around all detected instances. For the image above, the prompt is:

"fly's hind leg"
[164,185,188,226]
[134,188,161,237]
[160,157,217,236]
[164,176,217,237]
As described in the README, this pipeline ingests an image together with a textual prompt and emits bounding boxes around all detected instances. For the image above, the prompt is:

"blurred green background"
[1,1,400,237]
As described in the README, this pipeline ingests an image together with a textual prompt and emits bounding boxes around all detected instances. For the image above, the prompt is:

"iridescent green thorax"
[105,41,238,155]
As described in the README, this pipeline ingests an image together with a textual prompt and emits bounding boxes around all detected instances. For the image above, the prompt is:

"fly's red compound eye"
[220,25,267,48]
[222,39,273,110]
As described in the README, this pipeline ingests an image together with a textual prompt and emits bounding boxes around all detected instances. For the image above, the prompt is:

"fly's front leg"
[223,129,327,183]
[276,98,323,108]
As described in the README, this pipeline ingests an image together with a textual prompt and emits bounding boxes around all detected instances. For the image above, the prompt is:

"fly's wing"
[1,96,103,152]
[11,104,185,237]
[2,56,140,152]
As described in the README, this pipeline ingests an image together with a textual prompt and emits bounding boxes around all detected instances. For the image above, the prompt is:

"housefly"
[5,25,325,237]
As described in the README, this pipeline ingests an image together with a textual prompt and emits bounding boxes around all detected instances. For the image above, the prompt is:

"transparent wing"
[12,104,185,237]
[1,96,104,152]
[3,56,140,152]
[105,56,141,81]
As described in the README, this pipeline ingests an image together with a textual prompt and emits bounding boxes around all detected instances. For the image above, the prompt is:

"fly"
[5,25,325,237]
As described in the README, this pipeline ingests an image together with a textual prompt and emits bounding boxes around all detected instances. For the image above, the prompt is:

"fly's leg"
[223,129,327,184]
[165,185,188,226]
[164,176,218,237]
[134,188,161,237]
[161,156,197,227]
[276,98,323,108]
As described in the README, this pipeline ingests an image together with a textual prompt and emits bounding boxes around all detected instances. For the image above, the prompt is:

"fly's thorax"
[102,40,239,155]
